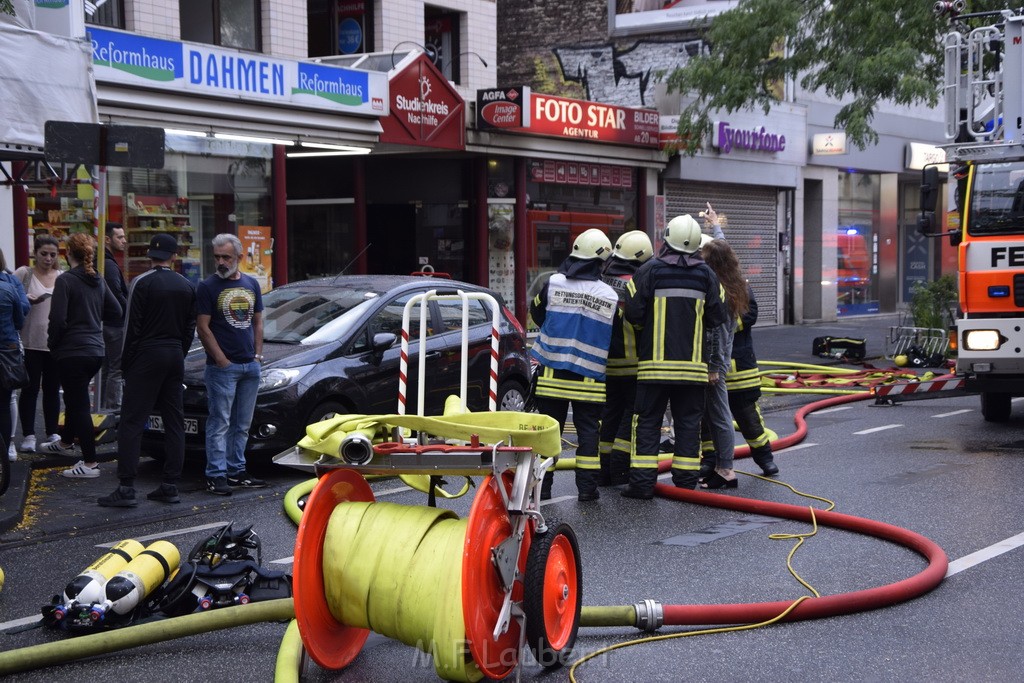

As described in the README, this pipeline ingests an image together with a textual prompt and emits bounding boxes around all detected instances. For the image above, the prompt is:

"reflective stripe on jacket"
[530,273,617,381]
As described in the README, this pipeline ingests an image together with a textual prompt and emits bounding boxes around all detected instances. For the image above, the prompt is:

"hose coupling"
[340,433,374,466]
[633,599,663,632]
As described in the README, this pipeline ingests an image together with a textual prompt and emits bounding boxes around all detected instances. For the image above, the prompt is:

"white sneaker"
[40,439,76,456]
[7,442,15,462]
[46,433,61,444]
[20,435,36,452]
[62,460,100,479]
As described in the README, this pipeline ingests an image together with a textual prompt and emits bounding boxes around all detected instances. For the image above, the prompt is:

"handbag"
[0,344,29,391]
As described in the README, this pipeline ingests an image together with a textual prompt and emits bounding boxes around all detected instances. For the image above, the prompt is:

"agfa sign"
[380,54,465,150]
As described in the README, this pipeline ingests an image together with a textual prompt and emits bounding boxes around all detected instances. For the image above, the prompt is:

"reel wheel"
[523,519,582,669]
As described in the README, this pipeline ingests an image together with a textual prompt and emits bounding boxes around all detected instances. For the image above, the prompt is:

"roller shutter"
[665,180,779,325]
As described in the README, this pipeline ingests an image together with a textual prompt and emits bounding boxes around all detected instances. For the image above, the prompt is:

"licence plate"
[148,415,199,435]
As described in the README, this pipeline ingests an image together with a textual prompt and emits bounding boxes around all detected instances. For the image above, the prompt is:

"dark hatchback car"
[142,275,532,459]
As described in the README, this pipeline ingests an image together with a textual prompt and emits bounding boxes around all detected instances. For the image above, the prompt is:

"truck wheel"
[980,392,1012,422]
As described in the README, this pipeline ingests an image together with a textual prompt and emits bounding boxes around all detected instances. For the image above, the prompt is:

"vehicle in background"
[142,275,532,459]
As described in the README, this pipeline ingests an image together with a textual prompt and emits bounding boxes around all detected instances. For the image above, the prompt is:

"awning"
[0,26,98,158]
[97,85,383,147]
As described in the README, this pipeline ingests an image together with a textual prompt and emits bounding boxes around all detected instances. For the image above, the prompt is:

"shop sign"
[491,91,658,148]
[87,27,388,117]
[380,53,464,150]
[528,159,634,189]
[476,87,530,130]
[905,142,949,171]
[712,120,786,154]
[812,132,847,155]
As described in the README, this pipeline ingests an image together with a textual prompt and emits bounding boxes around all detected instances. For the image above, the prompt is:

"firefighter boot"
[540,470,554,501]
[751,446,779,476]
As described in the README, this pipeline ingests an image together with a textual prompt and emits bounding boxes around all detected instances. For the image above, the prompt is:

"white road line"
[932,409,972,418]
[852,424,903,435]
[96,521,229,547]
[776,442,819,453]
[0,615,43,630]
[271,556,294,565]
[372,485,413,497]
[809,406,852,415]
[947,531,1024,577]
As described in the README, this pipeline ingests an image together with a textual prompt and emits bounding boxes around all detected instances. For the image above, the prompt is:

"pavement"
[0,312,907,533]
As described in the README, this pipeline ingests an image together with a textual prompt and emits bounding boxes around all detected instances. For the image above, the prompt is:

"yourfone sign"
[88,27,387,117]
[380,53,465,150]
[712,120,786,154]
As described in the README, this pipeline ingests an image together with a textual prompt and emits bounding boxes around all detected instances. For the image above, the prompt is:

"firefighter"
[598,230,653,486]
[621,214,728,499]
[531,228,618,502]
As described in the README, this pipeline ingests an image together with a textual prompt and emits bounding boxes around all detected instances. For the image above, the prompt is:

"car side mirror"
[371,332,397,353]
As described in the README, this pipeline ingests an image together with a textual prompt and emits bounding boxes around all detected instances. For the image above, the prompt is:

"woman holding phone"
[14,235,63,453]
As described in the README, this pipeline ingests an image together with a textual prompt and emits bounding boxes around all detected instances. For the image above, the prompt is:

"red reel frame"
[292,469,376,670]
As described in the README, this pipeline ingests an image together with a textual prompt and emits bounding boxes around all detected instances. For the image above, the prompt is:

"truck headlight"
[963,330,1002,351]
[258,365,314,393]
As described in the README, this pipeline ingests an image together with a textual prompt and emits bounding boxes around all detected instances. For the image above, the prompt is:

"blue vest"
[531,274,617,380]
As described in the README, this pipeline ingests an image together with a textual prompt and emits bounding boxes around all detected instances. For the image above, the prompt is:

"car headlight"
[258,364,314,393]
[963,329,1002,351]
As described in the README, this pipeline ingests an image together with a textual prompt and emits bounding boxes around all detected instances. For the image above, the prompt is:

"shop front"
[88,26,387,286]
[472,89,664,326]
[661,104,806,326]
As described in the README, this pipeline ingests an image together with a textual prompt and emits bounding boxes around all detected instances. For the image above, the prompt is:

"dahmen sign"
[380,53,464,150]
[476,89,658,149]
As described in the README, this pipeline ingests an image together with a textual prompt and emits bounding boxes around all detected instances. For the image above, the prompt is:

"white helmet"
[664,215,703,254]
[699,233,714,249]
[613,230,654,263]
[572,228,613,261]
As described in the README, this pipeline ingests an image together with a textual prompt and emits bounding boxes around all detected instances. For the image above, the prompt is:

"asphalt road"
[2,388,1023,682]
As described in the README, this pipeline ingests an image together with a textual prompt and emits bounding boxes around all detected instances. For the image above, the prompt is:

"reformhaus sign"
[87,27,387,117]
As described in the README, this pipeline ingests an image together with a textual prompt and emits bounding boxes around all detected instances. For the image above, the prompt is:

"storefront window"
[85,0,124,28]
[26,165,98,269]
[107,134,273,288]
[837,171,880,317]
[524,159,638,331]
[308,0,375,57]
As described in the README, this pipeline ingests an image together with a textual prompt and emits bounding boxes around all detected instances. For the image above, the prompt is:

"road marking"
[373,485,413,497]
[809,406,852,415]
[776,442,818,453]
[932,409,972,418]
[0,615,43,630]
[947,531,1024,577]
[853,424,903,435]
[95,521,229,547]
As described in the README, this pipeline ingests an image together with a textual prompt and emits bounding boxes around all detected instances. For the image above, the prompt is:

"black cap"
[148,233,178,260]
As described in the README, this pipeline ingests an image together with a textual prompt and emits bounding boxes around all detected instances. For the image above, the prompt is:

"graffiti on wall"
[553,40,704,108]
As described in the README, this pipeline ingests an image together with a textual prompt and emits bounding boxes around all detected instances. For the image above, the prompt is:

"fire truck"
[919,5,1024,421]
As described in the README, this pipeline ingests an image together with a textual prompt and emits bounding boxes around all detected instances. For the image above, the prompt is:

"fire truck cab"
[919,7,1024,421]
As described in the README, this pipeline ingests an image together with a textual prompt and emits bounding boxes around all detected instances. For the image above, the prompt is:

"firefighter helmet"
[572,228,613,260]
[664,215,703,254]
[613,230,654,263]
[699,233,714,249]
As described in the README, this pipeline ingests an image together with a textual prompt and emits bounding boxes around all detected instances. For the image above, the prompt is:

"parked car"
[141,275,533,459]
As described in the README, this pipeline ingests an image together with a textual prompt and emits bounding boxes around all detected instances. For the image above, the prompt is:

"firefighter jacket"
[624,247,727,385]
[726,284,761,397]
[531,257,617,386]
[601,257,640,377]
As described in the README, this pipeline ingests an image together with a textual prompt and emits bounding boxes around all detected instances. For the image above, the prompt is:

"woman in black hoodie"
[40,233,122,478]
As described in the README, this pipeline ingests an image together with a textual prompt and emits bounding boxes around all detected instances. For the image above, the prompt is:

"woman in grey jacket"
[40,234,122,478]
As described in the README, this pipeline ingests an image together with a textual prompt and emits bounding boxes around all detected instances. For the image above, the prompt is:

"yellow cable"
[569,472,832,681]
[568,596,811,682]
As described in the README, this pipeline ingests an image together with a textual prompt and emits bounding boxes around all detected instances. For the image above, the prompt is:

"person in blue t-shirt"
[196,233,267,495]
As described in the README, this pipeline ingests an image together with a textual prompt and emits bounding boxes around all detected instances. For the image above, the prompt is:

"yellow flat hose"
[0,599,294,676]
[322,501,482,682]
[274,620,303,683]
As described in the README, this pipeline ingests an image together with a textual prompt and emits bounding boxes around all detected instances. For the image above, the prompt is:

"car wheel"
[497,380,528,412]
[308,400,350,426]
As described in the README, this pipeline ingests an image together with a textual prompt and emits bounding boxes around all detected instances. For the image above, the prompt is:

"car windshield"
[262,286,380,344]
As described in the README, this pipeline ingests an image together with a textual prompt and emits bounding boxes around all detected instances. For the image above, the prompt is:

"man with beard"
[196,233,266,496]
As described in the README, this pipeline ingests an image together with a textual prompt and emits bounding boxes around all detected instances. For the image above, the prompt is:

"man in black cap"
[99,233,197,507]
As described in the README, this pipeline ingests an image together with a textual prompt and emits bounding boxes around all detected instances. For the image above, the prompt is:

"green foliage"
[531,56,585,99]
[666,0,1009,155]
[908,274,958,331]
[1,0,13,16]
